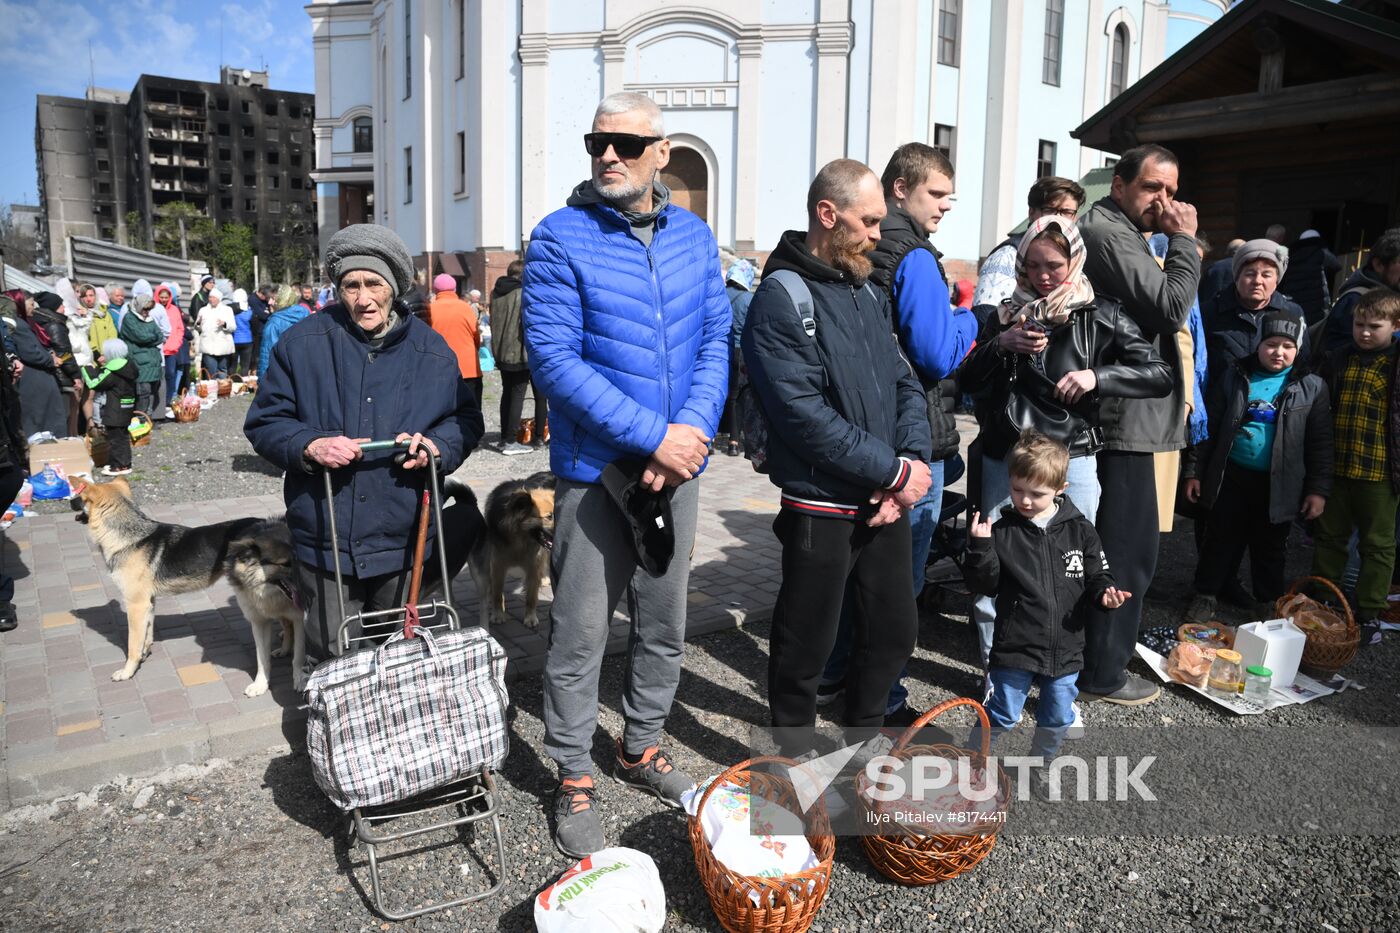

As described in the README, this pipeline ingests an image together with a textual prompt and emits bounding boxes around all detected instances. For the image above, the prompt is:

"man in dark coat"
[742,159,933,745]
[815,143,976,728]
[245,224,484,666]
[1077,143,1201,707]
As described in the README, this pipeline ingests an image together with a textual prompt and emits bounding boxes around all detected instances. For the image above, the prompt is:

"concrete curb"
[4,706,307,810]
[1,606,773,810]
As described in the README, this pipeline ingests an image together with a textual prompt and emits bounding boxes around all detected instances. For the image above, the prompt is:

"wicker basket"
[689,756,835,933]
[129,412,153,447]
[855,698,1010,886]
[1276,576,1359,675]
[217,378,232,398]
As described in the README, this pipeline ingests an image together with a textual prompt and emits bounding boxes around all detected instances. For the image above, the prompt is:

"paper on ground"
[1134,643,1336,715]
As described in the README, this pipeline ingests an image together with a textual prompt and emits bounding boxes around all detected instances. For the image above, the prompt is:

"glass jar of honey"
[1207,649,1244,699]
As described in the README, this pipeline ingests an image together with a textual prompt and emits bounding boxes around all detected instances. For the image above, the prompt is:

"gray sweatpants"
[543,477,699,778]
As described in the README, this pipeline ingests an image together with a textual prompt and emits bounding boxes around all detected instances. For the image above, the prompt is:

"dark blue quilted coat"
[522,194,731,483]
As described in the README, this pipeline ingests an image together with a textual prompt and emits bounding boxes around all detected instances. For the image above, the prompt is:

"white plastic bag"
[534,846,665,933]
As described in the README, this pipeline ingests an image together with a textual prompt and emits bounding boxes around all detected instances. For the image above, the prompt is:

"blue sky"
[0,0,314,208]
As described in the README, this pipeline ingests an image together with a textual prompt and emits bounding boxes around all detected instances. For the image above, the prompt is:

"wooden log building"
[1073,0,1400,264]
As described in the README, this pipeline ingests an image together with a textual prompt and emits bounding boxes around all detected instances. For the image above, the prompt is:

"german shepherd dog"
[455,472,555,629]
[71,478,304,697]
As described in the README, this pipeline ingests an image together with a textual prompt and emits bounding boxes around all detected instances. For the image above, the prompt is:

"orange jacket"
[430,290,481,378]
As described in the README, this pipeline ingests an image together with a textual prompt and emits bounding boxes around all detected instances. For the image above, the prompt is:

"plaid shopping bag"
[304,626,509,811]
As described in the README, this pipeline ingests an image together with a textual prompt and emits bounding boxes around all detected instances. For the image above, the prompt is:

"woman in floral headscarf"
[957,215,1176,666]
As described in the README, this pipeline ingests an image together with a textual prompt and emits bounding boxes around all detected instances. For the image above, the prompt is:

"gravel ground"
[23,371,550,516]
[9,386,1400,930]
[3,516,1399,931]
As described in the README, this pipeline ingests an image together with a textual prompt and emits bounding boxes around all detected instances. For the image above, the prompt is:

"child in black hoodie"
[963,432,1128,765]
[81,337,139,476]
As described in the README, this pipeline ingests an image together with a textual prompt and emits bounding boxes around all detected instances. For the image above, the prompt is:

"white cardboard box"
[1233,618,1307,688]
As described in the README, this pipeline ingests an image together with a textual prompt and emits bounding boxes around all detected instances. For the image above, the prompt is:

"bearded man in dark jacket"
[813,143,977,728]
[742,158,933,741]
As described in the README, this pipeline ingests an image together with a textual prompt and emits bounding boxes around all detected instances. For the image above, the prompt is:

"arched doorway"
[661,147,708,223]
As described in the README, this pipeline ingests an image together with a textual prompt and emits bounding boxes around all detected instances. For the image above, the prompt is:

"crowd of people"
[6,87,1400,856]
[0,277,332,442]
[242,90,1399,857]
[506,93,1398,854]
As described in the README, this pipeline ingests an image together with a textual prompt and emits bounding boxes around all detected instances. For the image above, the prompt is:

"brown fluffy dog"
[462,472,555,629]
[71,478,303,696]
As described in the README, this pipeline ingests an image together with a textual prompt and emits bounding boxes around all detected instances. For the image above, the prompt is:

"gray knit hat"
[1233,238,1289,281]
[324,223,415,298]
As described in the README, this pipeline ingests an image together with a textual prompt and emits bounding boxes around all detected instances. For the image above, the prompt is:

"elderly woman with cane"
[245,224,485,667]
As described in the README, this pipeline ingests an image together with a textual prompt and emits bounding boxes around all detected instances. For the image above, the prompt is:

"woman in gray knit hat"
[245,224,485,666]
[1196,236,1306,608]
[1200,237,1305,388]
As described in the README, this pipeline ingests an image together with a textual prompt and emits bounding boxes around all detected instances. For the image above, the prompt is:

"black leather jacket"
[958,296,1173,460]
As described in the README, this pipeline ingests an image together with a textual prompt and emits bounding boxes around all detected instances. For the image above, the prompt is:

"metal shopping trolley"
[305,439,508,921]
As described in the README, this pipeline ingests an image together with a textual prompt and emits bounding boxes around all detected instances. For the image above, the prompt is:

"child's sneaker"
[1064,701,1085,740]
[1028,766,1058,803]
[101,465,132,477]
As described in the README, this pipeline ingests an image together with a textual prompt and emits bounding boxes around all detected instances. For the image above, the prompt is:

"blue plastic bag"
[479,345,496,373]
[31,464,71,500]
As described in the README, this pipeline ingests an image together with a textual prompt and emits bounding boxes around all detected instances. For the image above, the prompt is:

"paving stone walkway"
[0,455,784,807]
[0,418,977,808]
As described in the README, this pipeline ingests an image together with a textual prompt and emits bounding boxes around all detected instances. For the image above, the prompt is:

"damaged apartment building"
[35,68,316,273]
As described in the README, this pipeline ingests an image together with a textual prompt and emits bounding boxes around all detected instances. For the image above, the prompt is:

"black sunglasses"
[584,132,664,159]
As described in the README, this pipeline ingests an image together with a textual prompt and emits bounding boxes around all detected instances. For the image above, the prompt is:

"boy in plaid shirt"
[1313,290,1400,633]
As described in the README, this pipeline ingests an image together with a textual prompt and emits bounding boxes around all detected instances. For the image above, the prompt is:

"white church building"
[306,0,1225,289]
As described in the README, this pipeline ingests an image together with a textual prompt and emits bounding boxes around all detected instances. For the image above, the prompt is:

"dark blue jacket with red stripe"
[741,230,932,519]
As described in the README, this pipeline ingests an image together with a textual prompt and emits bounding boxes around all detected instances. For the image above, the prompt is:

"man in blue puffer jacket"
[246,224,484,667]
[523,91,729,858]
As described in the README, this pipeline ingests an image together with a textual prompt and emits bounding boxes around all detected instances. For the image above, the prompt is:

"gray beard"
[595,174,652,210]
